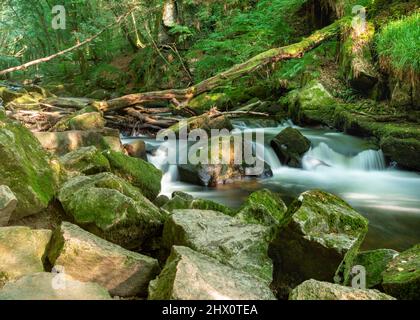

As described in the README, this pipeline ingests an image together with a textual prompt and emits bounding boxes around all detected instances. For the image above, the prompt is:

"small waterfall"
[303,142,386,171]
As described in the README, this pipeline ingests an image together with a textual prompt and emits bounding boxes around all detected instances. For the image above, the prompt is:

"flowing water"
[122,119,420,251]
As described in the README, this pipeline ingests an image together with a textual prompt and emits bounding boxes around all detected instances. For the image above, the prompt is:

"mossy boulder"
[270,127,311,167]
[381,136,420,171]
[0,185,17,226]
[269,190,368,298]
[186,93,230,115]
[148,246,276,300]
[34,128,123,156]
[347,249,399,289]
[0,117,55,219]
[0,272,111,300]
[162,209,273,283]
[103,150,162,201]
[164,114,233,136]
[58,172,165,250]
[0,227,52,284]
[60,146,111,175]
[382,244,420,300]
[235,189,288,227]
[67,112,105,131]
[289,279,395,300]
[287,80,337,126]
[48,222,160,297]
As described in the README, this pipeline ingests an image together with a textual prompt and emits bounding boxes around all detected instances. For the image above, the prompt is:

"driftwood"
[101,19,344,112]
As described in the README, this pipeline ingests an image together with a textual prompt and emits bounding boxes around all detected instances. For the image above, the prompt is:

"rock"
[289,279,395,300]
[347,249,399,289]
[161,192,234,216]
[154,195,170,207]
[164,114,233,135]
[186,93,230,115]
[0,117,55,219]
[103,150,162,201]
[0,227,52,284]
[60,146,111,175]
[287,80,337,126]
[0,87,23,104]
[148,246,276,300]
[162,209,273,283]
[124,140,147,160]
[34,128,123,156]
[270,127,311,167]
[381,136,420,171]
[48,222,160,297]
[0,186,17,226]
[58,172,165,250]
[382,244,420,300]
[269,190,368,298]
[68,112,105,131]
[235,189,288,227]
[0,272,111,300]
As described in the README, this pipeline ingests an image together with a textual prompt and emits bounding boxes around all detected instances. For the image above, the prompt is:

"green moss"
[60,146,111,175]
[103,150,162,201]
[91,64,129,90]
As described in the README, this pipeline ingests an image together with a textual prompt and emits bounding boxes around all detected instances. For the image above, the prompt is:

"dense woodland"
[0,0,419,301]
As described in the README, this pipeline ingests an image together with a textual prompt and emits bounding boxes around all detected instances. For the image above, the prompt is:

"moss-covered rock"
[48,222,160,297]
[270,127,311,167]
[346,249,399,289]
[34,128,123,156]
[148,246,276,300]
[236,189,288,227]
[187,93,230,115]
[60,146,111,175]
[0,117,55,219]
[67,112,105,131]
[103,150,162,201]
[269,190,368,298]
[289,279,395,300]
[162,209,273,283]
[164,114,233,136]
[380,136,420,171]
[382,244,420,300]
[0,227,52,284]
[0,185,17,226]
[0,272,111,300]
[58,172,165,250]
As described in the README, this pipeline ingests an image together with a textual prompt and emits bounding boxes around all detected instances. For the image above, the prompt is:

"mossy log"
[101,19,346,112]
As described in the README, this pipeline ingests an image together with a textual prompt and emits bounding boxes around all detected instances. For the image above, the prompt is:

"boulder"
[124,140,147,160]
[0,272,111,300]
[164,114,233,135]
[0,186,17,226]
[381,136,420,171]
[289,279,395,300]
[148,246,276,300]
[34,128,123,156]
[58,173,165,250]
[382,244,420,300]
[48,222,160,297]
[68,112,105,131]
[270,127,311,167]
[0,117,55,219]
[236,189,288,227]
[347,249,399,289]
[103,150,162,201]
[269,190,368,298]
[162,209,273,283]
[0,227,52,284]
[60,146,111,175]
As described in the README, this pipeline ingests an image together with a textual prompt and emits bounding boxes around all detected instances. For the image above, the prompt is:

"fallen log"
[102,18,345,112]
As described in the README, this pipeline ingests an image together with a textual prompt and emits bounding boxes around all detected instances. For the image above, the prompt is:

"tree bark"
[102,18,345,112]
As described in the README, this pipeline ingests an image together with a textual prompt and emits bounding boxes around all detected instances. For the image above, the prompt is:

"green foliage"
[376,11,420,73]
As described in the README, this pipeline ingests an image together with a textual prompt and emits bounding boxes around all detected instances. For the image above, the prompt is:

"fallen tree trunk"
[102,18,345,112]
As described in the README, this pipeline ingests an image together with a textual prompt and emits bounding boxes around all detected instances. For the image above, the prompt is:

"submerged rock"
[382,244,420,300]
[103,150,162,201]
[0,117,55,219]
[58,172,165,250]
[60,146,111,175]
[48,222,160,297]
[0,227,52,284]
[235,189,288,227]
[347,249,399,289]
[0,186,17,226]
[289,279,395,300]
[148,246,276,300]
[270,127,311,167]
[162,209,273,283]
[34,128,123,156]
[0,272,111,300]
[269,190,368,298]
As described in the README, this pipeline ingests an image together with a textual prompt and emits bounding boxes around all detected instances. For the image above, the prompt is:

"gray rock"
[0,186,17,226]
